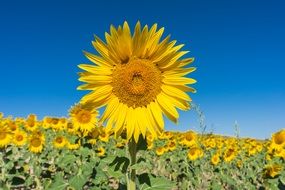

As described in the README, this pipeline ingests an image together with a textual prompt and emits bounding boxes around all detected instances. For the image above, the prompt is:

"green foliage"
[0,126,285,190]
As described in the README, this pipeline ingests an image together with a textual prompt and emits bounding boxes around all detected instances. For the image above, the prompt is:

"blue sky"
[0,0,284,139]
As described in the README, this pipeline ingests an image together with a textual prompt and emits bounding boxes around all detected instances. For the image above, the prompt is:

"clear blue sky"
[0,0,284,139]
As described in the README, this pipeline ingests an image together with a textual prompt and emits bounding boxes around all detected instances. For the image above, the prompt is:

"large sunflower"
[78,21,196,142]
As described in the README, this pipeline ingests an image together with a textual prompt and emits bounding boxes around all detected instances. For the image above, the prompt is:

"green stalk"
[128,139,137,190]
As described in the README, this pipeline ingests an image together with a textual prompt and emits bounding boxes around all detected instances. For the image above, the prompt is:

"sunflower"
[211,153,220,165]
[98,130,110,142]
[167,140,177,151]
[69,104,98,134]
[78,21,196,142]
[270,129,285,150]
[53,136,67,149]
[156,147,165,156]
[13,130,27,146]
[180,131,197,147]
[0,126,12,147]
[188,147,204,161]
[264,164,282,178]
[24,115,38,132]
[28,131,45,153]
[7,121,19,133]
[96,147,106,157]
[67,141,81,150]
[223,148,236,162]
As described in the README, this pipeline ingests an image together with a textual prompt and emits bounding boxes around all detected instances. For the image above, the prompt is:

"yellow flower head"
[53,136,67,149]
[24,115,38,132]
[270,129,285,149]
[13,130,27,146]
[67,141,81,150]
[42,116,53,129]
[264,164,282,178]
[167,140,177,151]
[98,130,110,142]
[69,104,98,134]
[181,131,197,147]
[78,21,196,142]
[116,141,126,148]
[188,147,204,161]
[211,153,220,165]
[7,121,19,133]
[96,147,106,157]
[28,131,45,153]
[0,126,12,147]
[156,147,165,156]
[223,148,236,162]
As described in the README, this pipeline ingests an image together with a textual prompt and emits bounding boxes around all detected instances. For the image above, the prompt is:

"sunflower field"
[1,21,285,190]
[0,113,284,190]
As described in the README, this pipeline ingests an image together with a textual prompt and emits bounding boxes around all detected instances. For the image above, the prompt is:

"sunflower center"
[56,137,63,143]
[274,133,285,145]
[0,132,6,140]
[31,138,41,147]
[112,58,162,108]
[76,110,92,124]
[16,135,24,141]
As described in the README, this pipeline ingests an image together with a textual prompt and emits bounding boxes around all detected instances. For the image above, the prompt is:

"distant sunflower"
[270,129,285,150]
[24,115,38,132]
[28,132,45,153]
[67,141,81,150]
[13,130,27,146]
[96,147,106,157]
[211,153,220,165]
[53,136,66,149]
[264,164,282,178]
[0,126,12,147]
[78,21,196,142]
[156,147,165,156]
[69,104,98,134]
[188,147,204,161]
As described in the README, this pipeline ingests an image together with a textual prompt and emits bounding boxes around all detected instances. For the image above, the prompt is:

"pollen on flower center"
[112,58,162,108]
[16,135,23,141]
[0,132,6,140]
[56,137,63,143]
[274,133,285,144]
[31,138,41,147]
[76,110,92,124]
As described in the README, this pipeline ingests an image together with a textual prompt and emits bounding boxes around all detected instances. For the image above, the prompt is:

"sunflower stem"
[128,138,137,190]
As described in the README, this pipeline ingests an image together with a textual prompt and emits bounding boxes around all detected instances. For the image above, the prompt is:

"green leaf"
[46,172,68,190]
[68,174,87,189]
[110,156,129,173]
[106,167,125,179]
[78,147,91,158]
[139,174,175,190]
[57,154,77,168]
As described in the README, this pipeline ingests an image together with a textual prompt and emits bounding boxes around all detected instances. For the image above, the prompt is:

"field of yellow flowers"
[0,113,284,190]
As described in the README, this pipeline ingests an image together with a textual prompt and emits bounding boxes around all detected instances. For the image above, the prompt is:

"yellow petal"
[178,58,195,67]
[126,107,135,141]
[100,97,120,122]
[163,77,196,85]
[114,103,127,135]
[83,51,112,67]
[78,64,113,75]
[161,85,191,101]
[157,93,179,123]
[149,101,164,131]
